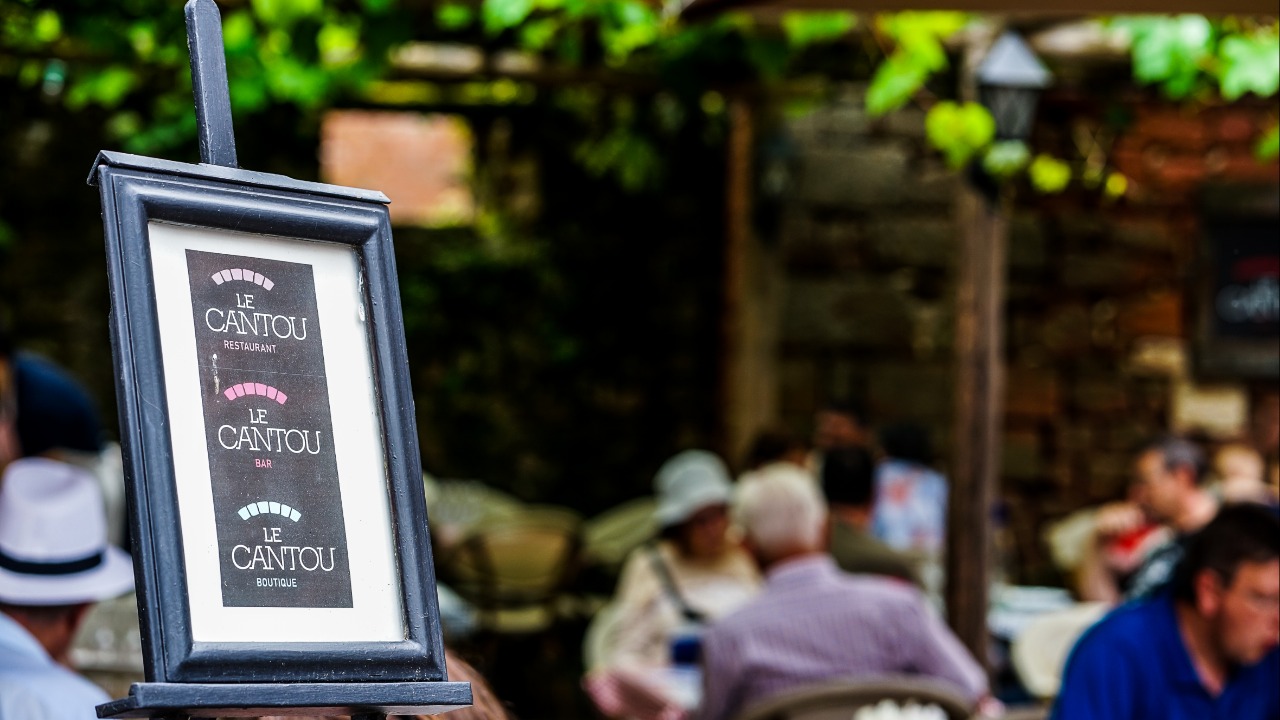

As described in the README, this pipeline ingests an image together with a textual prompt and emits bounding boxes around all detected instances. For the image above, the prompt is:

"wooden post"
[946,23,1006,669]
[720,97,754,464]
[947,186,1007,668]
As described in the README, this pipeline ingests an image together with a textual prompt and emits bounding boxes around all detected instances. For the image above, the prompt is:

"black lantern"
[976,32,1052,142]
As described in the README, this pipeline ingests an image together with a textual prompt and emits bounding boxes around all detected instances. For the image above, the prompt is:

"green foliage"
[3,7,62,49]
[1218,33,1280,100]
[31,9,60,43]
[252,0,324,27]
[574,126,663,192]
[867,56,929,117]
[0,0,408,156]
[436,3,475,31]
[1114,15,1213,98]
[1028,154,1072,194]
[1113,16,1280,103]
[483,0,536,36]
[1,2,1273,200]
[981,140,1030,179]
[780,12,857,48]
[865,12,968,117]
[925,101,994,169]
[879,14,1275,192]
[1112,17,1279,157]
[65,66,137,110]
[598,0,660,64]
[1104,171,1129,198]
[1258,123,1280,160]
[519,18,561,51]
[360,0,395,15]
[317,23,362,67]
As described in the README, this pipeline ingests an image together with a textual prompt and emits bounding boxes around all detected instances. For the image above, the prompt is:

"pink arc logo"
[223,383,287,404]
[212,268,275,290]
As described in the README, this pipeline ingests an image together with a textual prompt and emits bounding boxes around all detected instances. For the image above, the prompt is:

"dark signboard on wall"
[1207,225,1279,339]
[1194,186,1280,379]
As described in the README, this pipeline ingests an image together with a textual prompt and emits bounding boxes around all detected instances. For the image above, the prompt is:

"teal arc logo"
[238,501,301,522]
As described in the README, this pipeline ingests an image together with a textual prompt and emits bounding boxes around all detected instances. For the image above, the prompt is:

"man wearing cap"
[0,458,135,719]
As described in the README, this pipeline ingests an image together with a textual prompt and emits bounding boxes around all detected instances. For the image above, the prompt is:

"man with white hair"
[697,471,987,720]
[0,457,135,719]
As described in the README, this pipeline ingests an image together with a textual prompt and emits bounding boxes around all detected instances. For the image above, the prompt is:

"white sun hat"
[653,450,733,527]
[0,457,134,606]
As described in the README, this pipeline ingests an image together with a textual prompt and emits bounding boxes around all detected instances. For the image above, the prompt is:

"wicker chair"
[582,496,659,573]
[442,505,584,635]
[732,676,973,720]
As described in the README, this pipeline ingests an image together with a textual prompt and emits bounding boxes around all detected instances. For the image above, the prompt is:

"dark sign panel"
[1194,187,1280,379]
[1209,223,1279,340]
[186,250,353,608]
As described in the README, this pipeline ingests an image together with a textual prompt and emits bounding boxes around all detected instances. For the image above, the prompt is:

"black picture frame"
[1192,185,1280,380]
[88,151,460,690]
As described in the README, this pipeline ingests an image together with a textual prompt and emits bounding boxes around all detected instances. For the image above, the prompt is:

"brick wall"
[766,86,1279,585]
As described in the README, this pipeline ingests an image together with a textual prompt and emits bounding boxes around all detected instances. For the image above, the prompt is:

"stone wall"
[764,85,1279,585]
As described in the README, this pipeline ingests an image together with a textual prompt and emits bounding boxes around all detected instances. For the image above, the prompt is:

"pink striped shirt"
[698,554,987,720]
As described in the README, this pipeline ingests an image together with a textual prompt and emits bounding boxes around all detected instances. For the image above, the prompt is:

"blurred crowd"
[581,400,1278,720]
[1,324,1278,720]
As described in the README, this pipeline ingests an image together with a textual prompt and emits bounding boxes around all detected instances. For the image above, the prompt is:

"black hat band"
[0,548,105,576]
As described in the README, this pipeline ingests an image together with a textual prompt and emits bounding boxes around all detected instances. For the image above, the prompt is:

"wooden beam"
[945,25,1008,670]
[720,97,755,465]
[947,185,1008,668]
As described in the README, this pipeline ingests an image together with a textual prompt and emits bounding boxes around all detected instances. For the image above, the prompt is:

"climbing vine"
[1,1,1277,197]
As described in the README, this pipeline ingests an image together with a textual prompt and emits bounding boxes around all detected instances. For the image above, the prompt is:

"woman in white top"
[601,450,761,670]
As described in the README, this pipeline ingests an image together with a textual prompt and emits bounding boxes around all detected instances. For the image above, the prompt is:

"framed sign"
[1193,185,1280,379]
[90,152,464,698]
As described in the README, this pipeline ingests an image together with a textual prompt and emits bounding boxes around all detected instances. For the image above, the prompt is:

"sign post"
[87,1,472,717]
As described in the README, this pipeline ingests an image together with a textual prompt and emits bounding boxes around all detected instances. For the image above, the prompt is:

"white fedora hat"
[0,457,134,606]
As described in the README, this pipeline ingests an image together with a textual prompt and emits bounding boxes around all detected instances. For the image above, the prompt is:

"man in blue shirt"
[1053,503,1280,720]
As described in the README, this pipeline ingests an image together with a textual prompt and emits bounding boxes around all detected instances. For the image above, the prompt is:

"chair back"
[732,676,973,720]
[582,496,658,571]
[443,505,584,632]
[1010,601,1109,699]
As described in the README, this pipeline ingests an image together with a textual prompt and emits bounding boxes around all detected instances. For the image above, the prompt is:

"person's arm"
[697,628,742,720]
[1050,631,1136,720]
[1075,502,1147,603]
[903,598,988,703]
[604,549,665,668]
[1075,531,1123,604]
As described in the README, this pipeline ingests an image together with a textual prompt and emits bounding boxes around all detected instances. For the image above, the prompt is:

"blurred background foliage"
[0,0,1276,508]
[1,2,1273,189]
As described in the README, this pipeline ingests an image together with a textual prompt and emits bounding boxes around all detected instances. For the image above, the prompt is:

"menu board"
[186,250,353,608]
[149,222,405,644]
